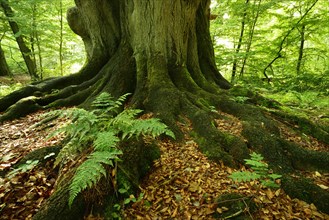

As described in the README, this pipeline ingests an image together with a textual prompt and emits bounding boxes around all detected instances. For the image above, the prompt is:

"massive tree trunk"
[0,0,328,219]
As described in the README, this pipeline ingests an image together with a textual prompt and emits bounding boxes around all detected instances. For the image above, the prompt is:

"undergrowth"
[43,92,175,206]
[230,152,282,188]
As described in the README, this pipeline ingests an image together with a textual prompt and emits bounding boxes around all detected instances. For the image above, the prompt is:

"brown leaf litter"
[0,110,328,219]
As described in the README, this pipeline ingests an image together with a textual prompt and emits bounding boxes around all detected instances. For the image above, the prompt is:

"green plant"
[7,160,39,178]
[44,92,175,207]
[229,152,281,188]
[0,83,23,97]
[111,183,144,219]
[231,96,250,104]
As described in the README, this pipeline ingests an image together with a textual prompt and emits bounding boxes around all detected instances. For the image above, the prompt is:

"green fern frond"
[245,160,268,168]
[68,150,122,206]
[249,152,264,161]
[94,130,120,151]
[229,152,282,189]
[124,118,175,139]
[40,92,175,207]
[230,171,261,182]
[110,110,175,139]
[91,92,116,108]
[111,109,143,124]
[92,93,131,116]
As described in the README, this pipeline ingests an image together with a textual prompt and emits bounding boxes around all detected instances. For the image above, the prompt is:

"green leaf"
[230,171,261,182]
[268,174,282,180]
[261,180,280,188]
[118,188,128,194]
[124,198,131,204]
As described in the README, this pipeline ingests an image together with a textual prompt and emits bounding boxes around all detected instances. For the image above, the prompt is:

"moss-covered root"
[32,183,86,220]
[271,110,329,145]
[282,175,329,214]
[242,121,329,174]
[32,139,160,219]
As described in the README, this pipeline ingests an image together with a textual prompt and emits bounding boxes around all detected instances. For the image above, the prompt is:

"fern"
[229,152,281,188]
[94,130,120,151]
[230,171,261,182]
[69,149,122,206]
[42,92,175,207]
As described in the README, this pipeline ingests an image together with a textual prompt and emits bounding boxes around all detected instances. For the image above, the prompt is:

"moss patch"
[282,176,329,214]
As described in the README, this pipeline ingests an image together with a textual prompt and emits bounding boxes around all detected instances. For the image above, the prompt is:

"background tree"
[0,0,85,78]
[0,0,38,79]
[0,0,328,219]
[211,0,328,82]
[0,31,11,76]
[231,0,249,82]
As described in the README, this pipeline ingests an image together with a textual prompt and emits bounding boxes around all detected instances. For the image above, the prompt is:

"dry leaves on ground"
[0,110,328,219]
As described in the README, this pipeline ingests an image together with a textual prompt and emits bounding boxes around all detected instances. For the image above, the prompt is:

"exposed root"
[0,44,135,123]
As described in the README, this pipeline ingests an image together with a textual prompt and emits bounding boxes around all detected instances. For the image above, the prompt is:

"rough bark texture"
[0,0,328,219]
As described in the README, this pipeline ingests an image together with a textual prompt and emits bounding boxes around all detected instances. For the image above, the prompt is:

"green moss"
[272,110,329,144]
[229,85,252,97]
[284,142,329,173]
[241,121,294,173]
[282,176,329,214]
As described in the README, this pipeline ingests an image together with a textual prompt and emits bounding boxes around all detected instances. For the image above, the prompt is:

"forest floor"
[0,110,328,219]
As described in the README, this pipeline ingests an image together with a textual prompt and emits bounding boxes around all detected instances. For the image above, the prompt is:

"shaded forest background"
[0,0,328,118]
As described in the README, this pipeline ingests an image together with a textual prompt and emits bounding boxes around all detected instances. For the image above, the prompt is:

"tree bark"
[232,0,249,83]
[0,0,328,218]
[240,0,261,77]
[296,24,305,75]
[0,42,11,76]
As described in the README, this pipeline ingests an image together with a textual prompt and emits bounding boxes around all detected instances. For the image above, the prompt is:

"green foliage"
[230,152,281,188]
[0,83,23,97]
[231,96,250,104]
[43,92,174,207]
[111,183,144,219]
[211,0,329,81]
[7,160,39,178]
[1,0,84,77]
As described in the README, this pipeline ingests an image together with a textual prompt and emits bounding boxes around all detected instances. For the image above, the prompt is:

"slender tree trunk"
[296,24,305,75]
[30,4,37,71]
[231,0,249,83]
[0,0,38,79]
[36,32,43,79]
[263,0,318,79]
[240,0,261,77]
[59,0,64,76]
[0,42,11,76]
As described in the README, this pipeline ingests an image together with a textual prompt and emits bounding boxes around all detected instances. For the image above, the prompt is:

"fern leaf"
[91,92,115,108]
[68,150,122,206]
[89,150,123,165]
[249,152,264,161]
[113,116,175,139]
[268,174,282,180]
[94,130,120,151]
[245,159,268,168]
[69,163,105,206]
[230,171,261,182]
